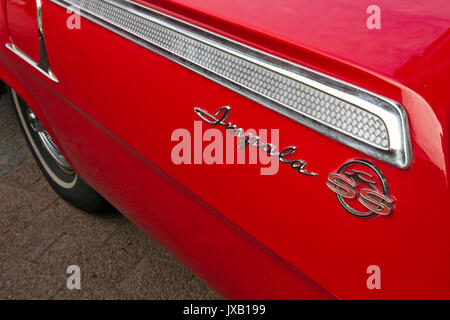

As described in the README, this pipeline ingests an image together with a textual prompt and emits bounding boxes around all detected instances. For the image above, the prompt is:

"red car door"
[5,0,41,62]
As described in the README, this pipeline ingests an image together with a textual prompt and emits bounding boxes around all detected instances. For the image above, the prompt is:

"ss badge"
[326,159,395,218]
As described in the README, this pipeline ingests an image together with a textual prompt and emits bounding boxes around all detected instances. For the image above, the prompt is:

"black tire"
[9,88,109,213]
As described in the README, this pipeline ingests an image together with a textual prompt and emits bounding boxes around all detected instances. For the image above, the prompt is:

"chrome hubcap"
[26,108,74,172]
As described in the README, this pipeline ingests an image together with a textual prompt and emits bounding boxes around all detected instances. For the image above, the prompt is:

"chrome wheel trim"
[25,107,74,173]
[12,89,78,189]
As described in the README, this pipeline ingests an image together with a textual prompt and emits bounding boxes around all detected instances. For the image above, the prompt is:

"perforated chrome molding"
[49,0,412,168]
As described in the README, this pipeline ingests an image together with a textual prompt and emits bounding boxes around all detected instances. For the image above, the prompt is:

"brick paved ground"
[0,91,219,299]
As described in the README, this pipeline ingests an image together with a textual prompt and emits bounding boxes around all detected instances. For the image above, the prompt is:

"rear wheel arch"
[0,71,51,131]
[2,81,110,213]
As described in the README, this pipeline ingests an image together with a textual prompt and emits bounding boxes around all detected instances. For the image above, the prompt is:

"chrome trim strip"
[48,0,412,168]
[5,0,59,83]
[36,0,45,35]
[6,43,59,83]
[35,0,58,80]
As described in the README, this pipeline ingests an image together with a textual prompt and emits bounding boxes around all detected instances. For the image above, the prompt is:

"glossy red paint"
[5,0,41,62]
[0,0,449,299]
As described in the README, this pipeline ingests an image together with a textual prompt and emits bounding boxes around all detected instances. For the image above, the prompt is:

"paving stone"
[0,166,13,178]
[37,227,143,284]
[118,255,220,300]
[0,157,50,191]
[0,139,28,167]
[39,222,172,291]
[51,281,144,300]
[0,96,21,142]
[3,227,61,262]
[0,183,56,229]
[27,177,59,204]
[0,253,64,299]
[37,233,130,299]
[19,199,123,246]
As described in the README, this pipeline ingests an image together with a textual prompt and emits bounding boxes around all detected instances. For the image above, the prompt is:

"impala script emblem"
[191,107,396,218]
[194,106,318,176]
[326,159,395,217]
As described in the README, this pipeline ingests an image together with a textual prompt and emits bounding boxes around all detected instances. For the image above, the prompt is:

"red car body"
[0,0,449,299]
